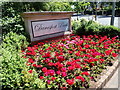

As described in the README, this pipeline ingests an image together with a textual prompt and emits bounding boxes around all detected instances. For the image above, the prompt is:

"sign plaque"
[31,19,69,38]
[22,11,74,42]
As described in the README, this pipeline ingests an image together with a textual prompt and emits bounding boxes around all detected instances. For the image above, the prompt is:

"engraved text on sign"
[31,19,69,38]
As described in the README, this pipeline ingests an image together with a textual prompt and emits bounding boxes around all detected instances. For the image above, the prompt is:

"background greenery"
[1,1,120,35]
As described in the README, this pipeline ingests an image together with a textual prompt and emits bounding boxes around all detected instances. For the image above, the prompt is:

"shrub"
[99,25,120,37]
[72,19,120,38]
[0,32,45,89]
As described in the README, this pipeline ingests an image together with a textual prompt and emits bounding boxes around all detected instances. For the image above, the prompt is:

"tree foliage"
[1,2,49,35]
[70,2,90,13]
[47,2,73,11]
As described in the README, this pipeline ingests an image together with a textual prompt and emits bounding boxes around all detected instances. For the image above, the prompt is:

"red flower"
[33,64,42,68]
[24,35,120,87]
[48,70,55,76]
[60,87,67,89]
[36,65,42,68]
[61,72,67,77]
[27,47,33,51]
[68,66,75,70]
[66,61,72,65]
[56,71,61,75]
[112,53,118,57]
[90,76,94,80]
[23,56,26,58]
[47,80,51,84]
[60,51,63,55]
[75,59,81,62]
[92,58,98,62]
[39,76,44,79]
[32,64,37,67]
[31,51,36,55]
[76,76,85,82]
[55,52,59,56]
[51,77,56,81]
[70,34,75,36]
[42,52,51,58]
[90,41,96,45]
[101,54,105,57]
[44,72,48,76]
[61,68,67,72]
[57,56,65,62]
[105,50,112,55]
[75,64,82,68]
[84,44,90,48]
[28,70,33,73]
[68,50,73,54]
[43,58,51,63]
[42,67,47,72]
[28,58,34,63]
[66,79,74,85]
[75,52,80,56]
[48,62,54,66]
[100,59,104,62]
[57,63,64,68]
[91,63,95,66]
[81,72,90,76]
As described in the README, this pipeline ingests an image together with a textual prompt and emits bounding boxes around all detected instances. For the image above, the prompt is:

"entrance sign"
[31,19,69,38]
[22,11,74,42]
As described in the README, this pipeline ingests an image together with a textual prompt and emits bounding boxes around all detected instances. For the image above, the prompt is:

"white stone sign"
[22,11,74,42]
[31,19,69,38]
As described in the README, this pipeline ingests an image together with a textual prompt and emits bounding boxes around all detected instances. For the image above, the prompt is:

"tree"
[70,2,90,14]
[47,2,72,11]
[1,2,49,34]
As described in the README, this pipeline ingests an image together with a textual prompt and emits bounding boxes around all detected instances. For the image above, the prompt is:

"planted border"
[22,34,120,89]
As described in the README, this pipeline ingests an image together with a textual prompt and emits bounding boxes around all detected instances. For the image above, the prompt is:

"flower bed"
[22,34,120,88]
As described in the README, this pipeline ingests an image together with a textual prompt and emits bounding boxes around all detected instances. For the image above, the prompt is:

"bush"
[0,32,45,89]
[72,19,120,38]
[99,25,120,37]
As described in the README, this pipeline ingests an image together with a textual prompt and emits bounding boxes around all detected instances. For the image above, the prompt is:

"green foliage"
[1,2,49,35]
[47,2,72,11]
[0,32,45,89]
[1,2,74,35]
[21,69,46,89]
[72,19,120,38]
[1,2,91,36]
[99,25,120,37]
[70,2,90,13]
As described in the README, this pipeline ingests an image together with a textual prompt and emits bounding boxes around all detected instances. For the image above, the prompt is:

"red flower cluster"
[23,34,120,88]
[66,79,74,85]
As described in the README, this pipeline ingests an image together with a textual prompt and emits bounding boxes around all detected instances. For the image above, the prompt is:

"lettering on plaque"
[31,19,69,38]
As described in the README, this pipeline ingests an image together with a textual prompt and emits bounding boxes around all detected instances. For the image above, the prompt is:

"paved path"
[103,54,120,89]
[103,53,120,89]
[103,67,119,88]
[71,15,120,28]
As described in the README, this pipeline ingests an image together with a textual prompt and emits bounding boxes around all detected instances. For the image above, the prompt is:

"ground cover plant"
[22,34,120,88]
